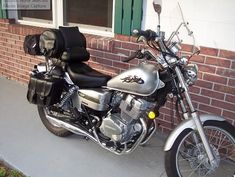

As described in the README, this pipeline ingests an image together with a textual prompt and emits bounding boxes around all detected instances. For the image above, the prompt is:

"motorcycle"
[25,0,235,176]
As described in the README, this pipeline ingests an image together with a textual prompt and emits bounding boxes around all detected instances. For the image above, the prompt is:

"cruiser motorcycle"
[25,0,235,177]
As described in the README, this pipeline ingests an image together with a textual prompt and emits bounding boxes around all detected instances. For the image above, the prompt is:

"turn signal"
[148,111,156,120]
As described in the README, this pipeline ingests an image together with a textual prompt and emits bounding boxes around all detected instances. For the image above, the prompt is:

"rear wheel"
[165,120,235,177]
[38,105,73,137]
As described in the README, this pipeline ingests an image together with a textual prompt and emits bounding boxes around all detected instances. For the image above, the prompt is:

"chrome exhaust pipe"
[45,114,98,143]
[46,114,147,155]
[140,119,157,145]
[125,118,147,154]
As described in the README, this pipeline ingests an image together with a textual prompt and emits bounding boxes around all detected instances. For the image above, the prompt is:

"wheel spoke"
[220,143,233,148]
[203,169,211,177]
[208,130,235,161]
[217,133,226,150]
[167,122,235,177]
[208,129,218,143]
[184,139,198,149]
[178,156,198,162]
[188,160,205,177]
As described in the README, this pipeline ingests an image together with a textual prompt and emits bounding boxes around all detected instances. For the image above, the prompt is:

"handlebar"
[132,29,157,41]
[122,50,144,63]
[124,22,199,69]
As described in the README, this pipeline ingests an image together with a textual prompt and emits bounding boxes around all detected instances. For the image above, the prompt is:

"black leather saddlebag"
[27,73,64,106]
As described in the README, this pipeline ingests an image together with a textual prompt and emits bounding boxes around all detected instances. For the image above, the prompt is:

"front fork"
[175,66,218,168]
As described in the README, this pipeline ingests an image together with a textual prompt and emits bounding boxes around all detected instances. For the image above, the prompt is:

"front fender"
[164,114,225,151]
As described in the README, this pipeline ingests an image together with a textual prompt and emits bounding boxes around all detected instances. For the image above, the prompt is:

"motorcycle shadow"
[65,132,167,177]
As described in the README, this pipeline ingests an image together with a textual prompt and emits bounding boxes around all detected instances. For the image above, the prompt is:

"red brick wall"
[0,19,234,132]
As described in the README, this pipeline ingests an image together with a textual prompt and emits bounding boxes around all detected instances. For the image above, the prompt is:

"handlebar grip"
[132,29,157,40]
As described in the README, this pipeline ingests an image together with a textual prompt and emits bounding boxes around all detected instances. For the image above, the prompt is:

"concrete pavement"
[0,76,167,177]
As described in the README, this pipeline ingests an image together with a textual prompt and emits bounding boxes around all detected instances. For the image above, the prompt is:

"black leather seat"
[57,26,111,88]
[67,62,111,88]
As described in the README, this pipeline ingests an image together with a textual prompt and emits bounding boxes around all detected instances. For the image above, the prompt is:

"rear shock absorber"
[59,86,77,108]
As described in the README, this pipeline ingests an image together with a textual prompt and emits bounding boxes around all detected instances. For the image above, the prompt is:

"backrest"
[59,26,90,62]
[59,26,86,48]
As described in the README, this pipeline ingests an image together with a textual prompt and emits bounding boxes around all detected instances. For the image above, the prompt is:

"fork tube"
[177,96,189,120]
[175,66,217,167]
[174,67,195,112]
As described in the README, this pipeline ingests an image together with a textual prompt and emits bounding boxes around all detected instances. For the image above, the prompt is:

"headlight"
[184,64,198,85]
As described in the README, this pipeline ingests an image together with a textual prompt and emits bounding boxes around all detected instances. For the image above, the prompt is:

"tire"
[38,105,73,137]
[165,120,235,177]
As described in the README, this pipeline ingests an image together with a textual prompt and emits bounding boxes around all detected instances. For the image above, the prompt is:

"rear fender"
[164,114,225,151]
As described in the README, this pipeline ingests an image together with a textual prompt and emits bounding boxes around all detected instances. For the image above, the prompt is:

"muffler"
[45,114,98,143]
[45,114,147,155]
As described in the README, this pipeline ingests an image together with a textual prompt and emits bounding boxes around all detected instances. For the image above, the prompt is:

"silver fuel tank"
[107,63,165,96]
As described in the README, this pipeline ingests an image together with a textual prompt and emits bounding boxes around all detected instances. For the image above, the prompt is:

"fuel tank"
[107,63,165,96]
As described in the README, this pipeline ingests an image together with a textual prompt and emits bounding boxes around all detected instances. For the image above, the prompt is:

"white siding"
[142,0,235,51]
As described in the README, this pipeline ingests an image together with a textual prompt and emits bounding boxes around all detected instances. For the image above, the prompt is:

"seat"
[67,62,111,88]
[57,26,111,88]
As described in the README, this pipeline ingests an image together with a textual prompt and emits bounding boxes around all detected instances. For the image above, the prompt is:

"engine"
[99,93,156,143]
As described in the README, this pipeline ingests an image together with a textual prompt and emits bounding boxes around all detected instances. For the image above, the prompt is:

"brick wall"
[0,19,234,133]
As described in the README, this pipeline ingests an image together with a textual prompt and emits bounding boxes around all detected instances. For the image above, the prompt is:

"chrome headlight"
[184,64,198,85]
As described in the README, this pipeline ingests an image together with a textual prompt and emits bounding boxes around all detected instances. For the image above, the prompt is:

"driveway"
[0,77,167,177]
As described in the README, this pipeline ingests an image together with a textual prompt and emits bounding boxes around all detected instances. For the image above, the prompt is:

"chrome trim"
[191,112,218,167]
[164,114,225,151]
[64,72,75,85]
[46,114,147,155]
[45,114,98,141]
[175,66,217,165]
[140,119,157,145]
[125,118,147,154]
[93,117,147,155]
[175,66,195,111]
[92,128,126,155]
[44,108,61,128]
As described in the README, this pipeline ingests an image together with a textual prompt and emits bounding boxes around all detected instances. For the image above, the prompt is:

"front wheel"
[165,120,235,177]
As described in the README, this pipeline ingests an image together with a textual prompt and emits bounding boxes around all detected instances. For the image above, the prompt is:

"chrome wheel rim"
[176,126,235,177]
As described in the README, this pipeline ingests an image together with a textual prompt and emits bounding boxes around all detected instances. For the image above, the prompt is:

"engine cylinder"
[99,94,156,143]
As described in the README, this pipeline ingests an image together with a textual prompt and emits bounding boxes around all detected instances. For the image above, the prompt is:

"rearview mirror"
[153,0,162,15]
